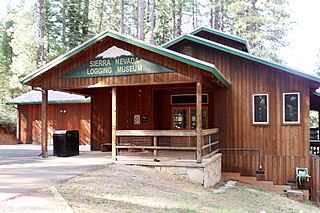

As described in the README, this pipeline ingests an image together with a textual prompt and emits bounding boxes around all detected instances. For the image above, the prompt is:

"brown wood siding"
[117,86,154,130]
[91,88,111,150]
[310,155,320,204]
[194,31,248,52]
[34,38,206,90]
[169,41,311,184]
[18,103,90,145]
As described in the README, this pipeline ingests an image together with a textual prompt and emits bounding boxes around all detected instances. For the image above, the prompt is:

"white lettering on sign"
[115,57,139,65]
[116,65,143,73]
[86,67,112,75]
[90,59,111,67]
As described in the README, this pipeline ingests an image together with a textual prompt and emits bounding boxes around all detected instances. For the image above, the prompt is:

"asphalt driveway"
[0,144,112,201]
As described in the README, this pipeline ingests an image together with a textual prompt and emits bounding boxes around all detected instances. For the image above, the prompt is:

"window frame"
[171,94,209,105]
[283,92,300,124]
[252,93,269,125]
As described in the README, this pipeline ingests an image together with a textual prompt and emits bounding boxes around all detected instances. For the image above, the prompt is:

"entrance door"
[172,106,208,130]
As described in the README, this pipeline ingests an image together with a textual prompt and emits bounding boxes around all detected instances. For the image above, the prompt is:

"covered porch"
[20,31,230,187]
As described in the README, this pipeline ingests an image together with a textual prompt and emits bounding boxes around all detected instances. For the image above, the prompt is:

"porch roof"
[6,90,90,105]
[163,33,320,84]
[21,31,231,88]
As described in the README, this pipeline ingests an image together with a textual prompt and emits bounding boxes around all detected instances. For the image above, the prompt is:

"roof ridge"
[191,26,251,53]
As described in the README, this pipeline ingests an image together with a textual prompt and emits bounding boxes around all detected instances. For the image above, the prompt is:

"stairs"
[222,172,291,193]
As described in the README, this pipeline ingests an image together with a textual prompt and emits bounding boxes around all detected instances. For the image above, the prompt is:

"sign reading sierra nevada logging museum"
[61,46,175,78]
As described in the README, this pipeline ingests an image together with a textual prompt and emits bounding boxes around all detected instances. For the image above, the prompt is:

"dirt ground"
[57,164,320,213]
[0,130,17,144]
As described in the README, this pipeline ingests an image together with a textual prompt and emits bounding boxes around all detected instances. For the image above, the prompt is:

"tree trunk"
[98,0,105,31]
[137,0,144,40]
[176,1,182,36]
[214,0,219,30]
[119,0,124,33]
[172,0,176,37]
[61,0,66,47]
[82,0,89,36]
[209,0,214,28]
[149,0,155,44]
[37,0,45,66]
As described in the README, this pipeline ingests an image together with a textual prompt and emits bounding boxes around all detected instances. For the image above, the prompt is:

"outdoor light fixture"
[60,109,67,114]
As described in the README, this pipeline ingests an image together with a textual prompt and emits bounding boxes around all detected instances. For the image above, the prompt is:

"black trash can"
[53,130,79,157]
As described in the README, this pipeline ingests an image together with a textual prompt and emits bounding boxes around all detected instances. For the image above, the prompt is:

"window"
[252,94,269,124]
[283,92,300,124]
[171,94,208,105]
[172,107,208,130]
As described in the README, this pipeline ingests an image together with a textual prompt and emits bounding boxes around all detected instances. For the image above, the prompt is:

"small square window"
[252,94,269,124]
[283,92,300,124]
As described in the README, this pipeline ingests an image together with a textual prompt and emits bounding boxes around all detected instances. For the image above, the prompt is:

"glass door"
[172,107,208,130]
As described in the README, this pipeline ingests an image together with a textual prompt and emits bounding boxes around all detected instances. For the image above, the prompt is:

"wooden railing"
[310,154,320,205]
[310,128,320,140]
[201,128,219,158]
[310,140,320,156]
[115,128,219,161]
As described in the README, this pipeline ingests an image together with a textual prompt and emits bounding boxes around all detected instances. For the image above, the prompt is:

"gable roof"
[163,34,320,84]
[190,27,251,53]
[7,90,90,105]
[21,30,231,88]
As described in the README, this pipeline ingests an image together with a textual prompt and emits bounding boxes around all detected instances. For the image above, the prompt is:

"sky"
[279,0,320,74]
[0,0,320,74]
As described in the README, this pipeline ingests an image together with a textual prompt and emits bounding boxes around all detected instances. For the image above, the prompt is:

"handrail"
[310,140,320,156]
[115,128,220,161]
[202,128,219,136]
[116,130,197,137]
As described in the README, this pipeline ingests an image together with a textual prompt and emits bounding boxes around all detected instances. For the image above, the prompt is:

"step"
[285,189,309,201]
[222,172,291,193]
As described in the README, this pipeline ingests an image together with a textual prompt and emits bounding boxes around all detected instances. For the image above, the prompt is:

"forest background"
[0,0,319,129]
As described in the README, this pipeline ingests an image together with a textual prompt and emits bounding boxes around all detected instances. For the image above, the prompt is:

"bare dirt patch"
[0,129,17,144]
[57,164,319,213]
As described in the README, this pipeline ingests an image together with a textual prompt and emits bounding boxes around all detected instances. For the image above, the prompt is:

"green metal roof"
[7,90,90,105]
[21,30,231,88]
[163,34,320,84]
[190,27,251,53]
[162,27,251,53]
[312,92,320,97]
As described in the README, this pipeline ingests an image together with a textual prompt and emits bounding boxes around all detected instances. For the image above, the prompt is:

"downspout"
[220,148,263,170]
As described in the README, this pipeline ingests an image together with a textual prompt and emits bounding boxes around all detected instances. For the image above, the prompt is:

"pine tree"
[137,0,145,40]
[316,49,320,76]
[149,0,155,44]
[37,0,45,67]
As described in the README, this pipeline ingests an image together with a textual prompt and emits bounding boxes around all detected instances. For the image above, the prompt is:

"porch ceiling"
[311,92,320,111]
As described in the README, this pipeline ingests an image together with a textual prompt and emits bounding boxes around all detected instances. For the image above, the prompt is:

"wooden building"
[7,90,91,145]
[19,28,320,189]
[163,27,320,185]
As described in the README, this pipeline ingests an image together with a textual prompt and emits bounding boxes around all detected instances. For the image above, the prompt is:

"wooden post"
[41,89,48,158]
[112,87,117,161]
[16,107,20,142]
[196,82,202,163]
[318,111,320,140]
[153,136,158,159]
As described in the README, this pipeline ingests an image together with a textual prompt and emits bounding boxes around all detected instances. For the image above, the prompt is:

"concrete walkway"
[0,144,112,212]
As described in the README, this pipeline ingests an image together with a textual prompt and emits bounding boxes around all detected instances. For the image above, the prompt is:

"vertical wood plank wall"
[91,88,111,150]
[310,155,320,204]
[19,103,91,145]
[169,42,311,184]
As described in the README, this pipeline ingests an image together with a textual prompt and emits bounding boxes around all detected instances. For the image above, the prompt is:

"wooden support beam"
[153,136,158,159]
[112,87,117,161]
[196,81,202,163]
[41,89,48,158]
